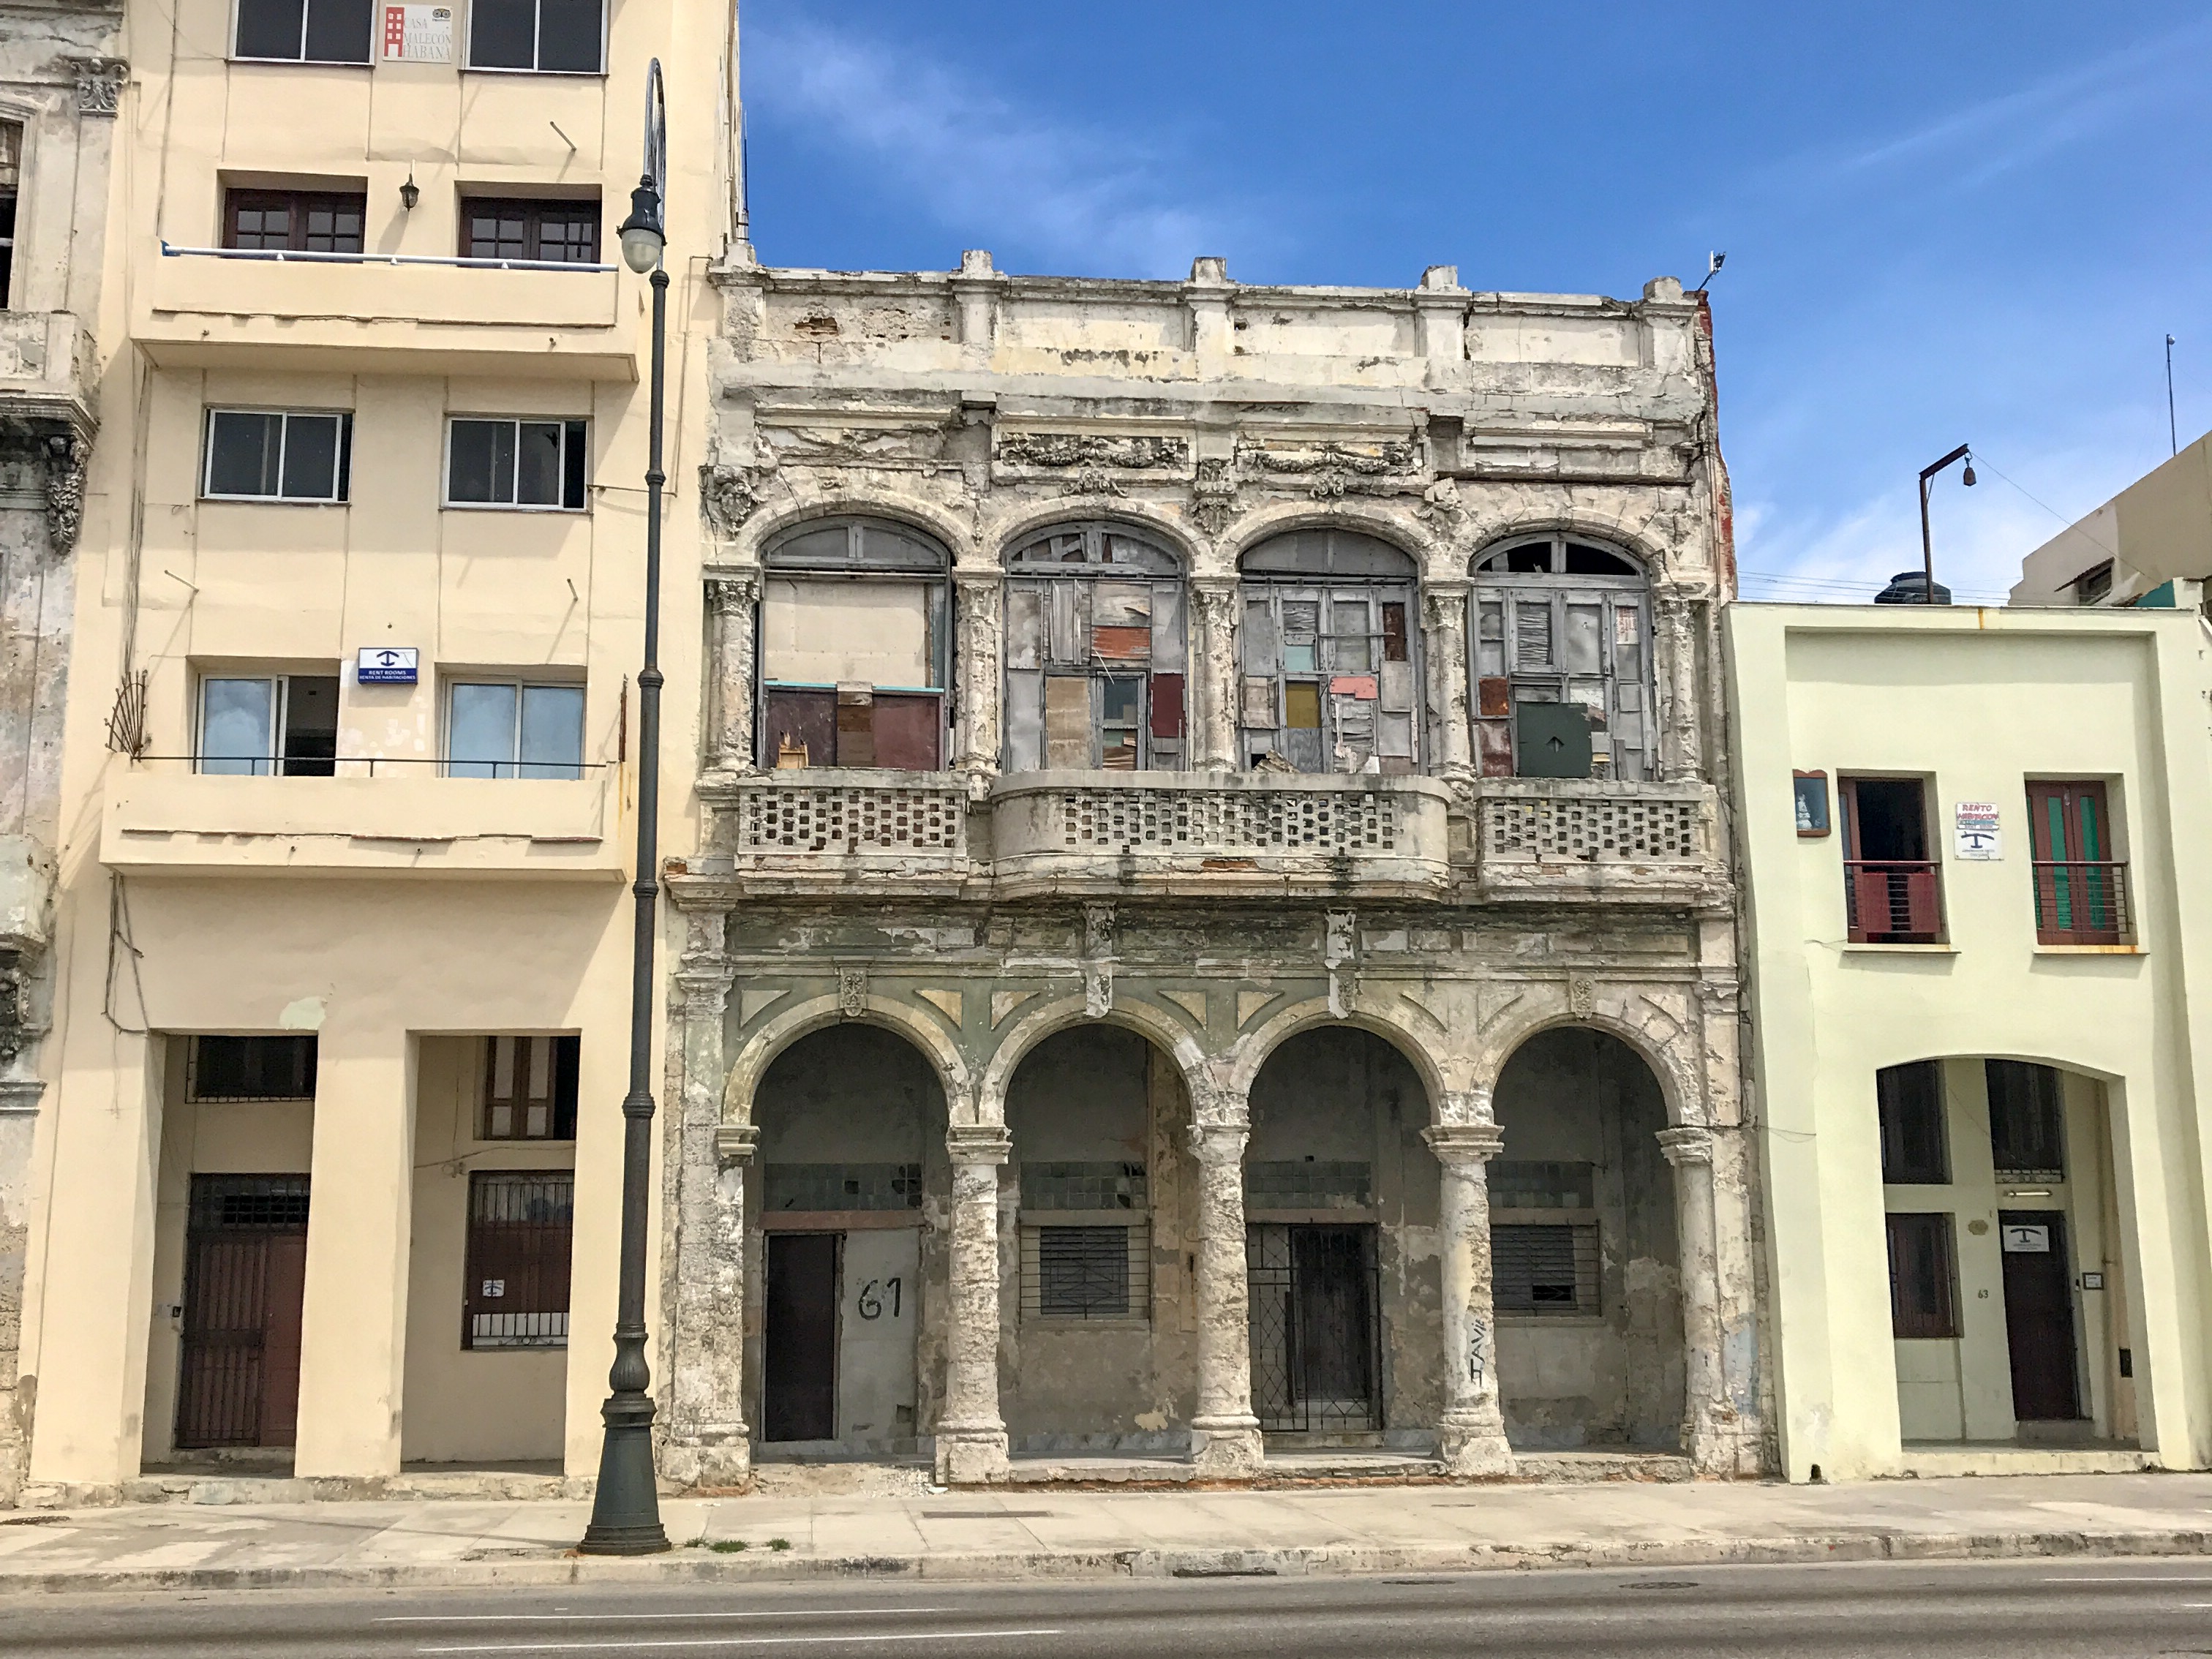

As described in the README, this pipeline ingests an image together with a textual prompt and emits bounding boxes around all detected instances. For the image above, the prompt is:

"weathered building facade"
[660,252,1770,1484]
[0,0,120,1505]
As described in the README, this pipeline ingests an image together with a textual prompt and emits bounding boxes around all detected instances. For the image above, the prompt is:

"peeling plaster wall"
[1493,1028,1683,1449]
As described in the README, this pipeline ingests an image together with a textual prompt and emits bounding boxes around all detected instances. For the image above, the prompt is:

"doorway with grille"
[175,1174,311,1451]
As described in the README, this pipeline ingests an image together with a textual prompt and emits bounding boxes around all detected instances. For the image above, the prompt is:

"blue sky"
[737,2,2212,603]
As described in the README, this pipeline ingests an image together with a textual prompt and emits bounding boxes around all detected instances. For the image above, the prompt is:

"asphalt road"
[6,1559,2212,1658]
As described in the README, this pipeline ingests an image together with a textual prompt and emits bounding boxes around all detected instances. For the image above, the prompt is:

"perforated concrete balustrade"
[731,777,970,855]
[1472,780,1724,903]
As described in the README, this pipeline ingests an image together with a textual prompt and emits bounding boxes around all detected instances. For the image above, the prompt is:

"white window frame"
[443,677,587,779]
[443,416,589,512]
[230,0,376,64]
[195,671,338,776]
[202,407,353,503]
[463,0,609,76]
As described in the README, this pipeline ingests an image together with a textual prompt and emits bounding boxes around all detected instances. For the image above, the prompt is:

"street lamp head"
[1961,459,1976,487]
[617,176,664,274]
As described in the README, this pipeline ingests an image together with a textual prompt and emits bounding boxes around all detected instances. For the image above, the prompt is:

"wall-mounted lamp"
[400,169,419,212]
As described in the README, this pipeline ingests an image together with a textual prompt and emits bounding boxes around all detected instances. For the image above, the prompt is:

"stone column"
[1658,1124,1728,1473]
[1189,1118,1263,1473]
[661,954,753,1489]
[952,572,1003,778]
[1423,1118,1515,1475]
[1656,594,1701,781]
[704,571,759,773]
[1188,579,1239,772]
[1422,582,1473,785]
[936,1123,1012,1483]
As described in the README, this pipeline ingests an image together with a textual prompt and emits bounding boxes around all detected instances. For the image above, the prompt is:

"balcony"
[133,242,633,380]
[2032,859,2132,947]
[698,770,974,895]
[0,310,97,429]
[100,765,623,879]
[1470,778,1725,904]
[1844,859,1944,944]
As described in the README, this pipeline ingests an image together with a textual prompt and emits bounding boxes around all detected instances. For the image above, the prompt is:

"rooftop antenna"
[2166,335,2178,457]
[1691,250,1726,296]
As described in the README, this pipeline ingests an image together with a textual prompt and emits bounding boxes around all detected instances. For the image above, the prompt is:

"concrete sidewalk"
[0,1470,2209,1595]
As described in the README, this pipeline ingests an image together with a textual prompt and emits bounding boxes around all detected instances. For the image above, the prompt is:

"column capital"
[1423,1122,1505,1167]
[947,1124,1013,1166]
[1656,1124,1715,1167]
[712,1123,760,1167]
[951,565,1004,590]
[1188,1118,1250,1164]
[703,569,761,613]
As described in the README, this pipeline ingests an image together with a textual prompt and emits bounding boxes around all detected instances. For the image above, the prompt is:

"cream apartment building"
[11,0,734,1497]
[1728,602,2212,1482]
[2012,431,2211,612]
[1,0,123,1505]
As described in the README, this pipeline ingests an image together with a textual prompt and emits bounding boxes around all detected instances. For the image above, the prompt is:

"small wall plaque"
[356,646,419,685]
[1793,770,1829,837]
[1955,800,2002,860]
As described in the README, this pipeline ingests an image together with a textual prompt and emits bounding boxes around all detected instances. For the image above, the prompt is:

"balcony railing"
[1845,859,1943,944]
[2032,859,2131,946]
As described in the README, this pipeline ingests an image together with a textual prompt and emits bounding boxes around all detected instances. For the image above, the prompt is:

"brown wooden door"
[1999,1211,2083,1421]
[2026,780,2124,944]
[764,1232,840,1442]
[175,1175,310,1449]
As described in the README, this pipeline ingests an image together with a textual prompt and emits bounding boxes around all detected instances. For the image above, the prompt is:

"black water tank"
[1874,571,1952,604]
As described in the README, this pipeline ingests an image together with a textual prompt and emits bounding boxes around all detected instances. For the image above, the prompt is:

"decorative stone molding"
[72,59,127,118]
[1567,975,1598,1020]
[1239,437,1419,502]
[838,966,868,1019]
[1190,456,1238,535]
[1423,1121,1505,1167]
[1069,467,1124,498]
[711,1123,760,1167]
[1436,1086,1497,1130]
[1657,1124,1716,1167]
[699,464,767,538]
[703,571,759,615]
[996,432,1189,470]
[1083,902,1116,958]
[43,435,87,554]
[945,1123,1012,1165]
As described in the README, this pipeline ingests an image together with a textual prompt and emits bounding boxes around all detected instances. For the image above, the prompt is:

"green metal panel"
[1513,700,1592,779]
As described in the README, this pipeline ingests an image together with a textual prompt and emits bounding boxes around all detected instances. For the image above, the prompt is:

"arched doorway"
[1246,1027,1437,1441]
[1491,1027,1682,1449]
[1000,1024,1195,1454]
[750,1024,948,1456]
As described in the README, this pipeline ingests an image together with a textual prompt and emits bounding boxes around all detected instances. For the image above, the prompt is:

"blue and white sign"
[356,646,419,685]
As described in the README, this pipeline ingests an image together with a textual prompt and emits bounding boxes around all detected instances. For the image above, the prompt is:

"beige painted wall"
[17,0,731,1492]
[1727,603,2212,1481]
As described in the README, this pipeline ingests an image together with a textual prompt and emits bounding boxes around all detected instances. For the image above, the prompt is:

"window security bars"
[1021,1224,1148,1321]
[1492,1223,1600,1317]
[2031,862,2130,947]
[464,1172,574,1349]
[188,1035,318,1102]
[1246,1224,1382,1433]
[1843,859,1944,943]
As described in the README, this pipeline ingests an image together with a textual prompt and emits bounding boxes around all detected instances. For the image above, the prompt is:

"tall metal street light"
[1916,443,1976,605]
[579,56,673,1557]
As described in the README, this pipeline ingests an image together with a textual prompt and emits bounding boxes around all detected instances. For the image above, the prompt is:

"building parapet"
[1470,778,1723,904]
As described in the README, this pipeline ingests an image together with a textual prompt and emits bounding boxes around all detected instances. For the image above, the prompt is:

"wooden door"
[1999,1211,2082,1421]
[763,1232,840,1442]
[2027,780,2123,943]
[175,1177,309,1449]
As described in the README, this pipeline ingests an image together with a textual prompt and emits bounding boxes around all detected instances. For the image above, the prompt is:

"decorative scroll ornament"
[1069,467,1124,498]
[43,434,87,554]
[1240,438,1420,503]
[698,464,764,538]
[702,571,759,615]
[1416,475,1464,524]
[72,59,127,118]
[838,966,868,1018]
[996,432,1189,470]
[1567,976,1598,1020]
[1190,456,1238,535]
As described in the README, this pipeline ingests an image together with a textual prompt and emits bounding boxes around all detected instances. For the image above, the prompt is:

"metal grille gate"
[1246,1223,1382,1433]
[175,1175,310,1450]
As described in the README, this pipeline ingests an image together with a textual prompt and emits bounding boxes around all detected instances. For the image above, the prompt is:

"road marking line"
[2044,1576,2212,1583]
[383,1611,952,1624]
[419,1630,1061,1655]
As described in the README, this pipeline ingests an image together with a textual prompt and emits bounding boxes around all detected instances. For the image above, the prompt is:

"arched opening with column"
[746,1023,949,1459]
[1491,1026,1683,1451]
[1237,528,1422,775]
[1469,532,1654,781]
[1244,1026,1439,1444]
[998,1023,1200,1456]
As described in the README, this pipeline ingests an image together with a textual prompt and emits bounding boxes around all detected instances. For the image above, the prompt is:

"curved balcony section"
[1470,778,1725,904]
[0,310,97,431]
[990,772,1451,900]
[695,770,976,897]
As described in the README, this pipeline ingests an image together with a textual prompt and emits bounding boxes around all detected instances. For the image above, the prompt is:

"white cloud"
[745,19,1239,278]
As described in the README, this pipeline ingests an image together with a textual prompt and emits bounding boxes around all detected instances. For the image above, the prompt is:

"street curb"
[4,1527,2210,1597]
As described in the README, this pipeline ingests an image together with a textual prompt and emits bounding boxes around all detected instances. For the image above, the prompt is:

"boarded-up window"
[1470,535,1652,781]
[464,1173,573,1348]
[1004,522,1186,772]
[1877,1061,1948,1185]
[1886,1211,1960,1339]
[1492,1223,1600,1315]
[758,518,951,770]
[1238,529,1418,775]
[483,1035,580,1140]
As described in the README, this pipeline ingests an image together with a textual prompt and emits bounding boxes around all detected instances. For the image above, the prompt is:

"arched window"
[1238,528,1420,774]
[1002,522,1187,772]
[1469,534,1652,780]
[759,516,952,770]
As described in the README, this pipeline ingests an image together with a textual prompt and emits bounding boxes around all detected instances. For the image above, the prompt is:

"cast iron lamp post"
[1916,443,1976,604]
[579,56,672,1557]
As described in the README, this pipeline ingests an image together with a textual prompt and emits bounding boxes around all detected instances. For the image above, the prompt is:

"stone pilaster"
[1422,582,1473,785]
[704,572,759,772]
[1656,593,1701,781]
[953,573,1004,778]
[936,1123,1012,1483]
[1658,1124,1733,1474]
[1189,1118,1263,1474]
[1423,1118,1514,1476]
[1188,578,1239,772]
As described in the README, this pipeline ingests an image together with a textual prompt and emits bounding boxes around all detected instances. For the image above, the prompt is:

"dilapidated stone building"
[657,247,1767,1485]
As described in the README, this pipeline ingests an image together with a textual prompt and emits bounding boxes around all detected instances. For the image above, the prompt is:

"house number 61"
[856,1277,901,1320]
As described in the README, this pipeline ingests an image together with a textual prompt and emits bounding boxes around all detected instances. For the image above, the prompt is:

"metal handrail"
[133,754,608,778]
[159,240,617,274]
[2031,858,2130,945]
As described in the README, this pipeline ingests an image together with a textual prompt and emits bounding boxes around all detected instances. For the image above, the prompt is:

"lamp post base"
[578,1396,671,1556]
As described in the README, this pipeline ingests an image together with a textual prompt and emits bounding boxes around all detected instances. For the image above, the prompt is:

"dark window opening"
[1987,1060,2066,1182]
[196,673,338,776]
[1840,777,1942,943]
[0,121,19,305]
[446,418,587,509]
[461,197,601,264]
[224,189,366,254]
[467,0,605,73]
[2072,562,2114,606]
[204,410,352,502]
[1492,1223,1600,1316]
[233,0,374,62]
[1886,1212,1960,1338]
[464,1172,573,1348]
[1034,1226,1134,1320]
[1878,1061,1949,1184]
[481,1035,580,1140]
[189,1035,318,1102]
